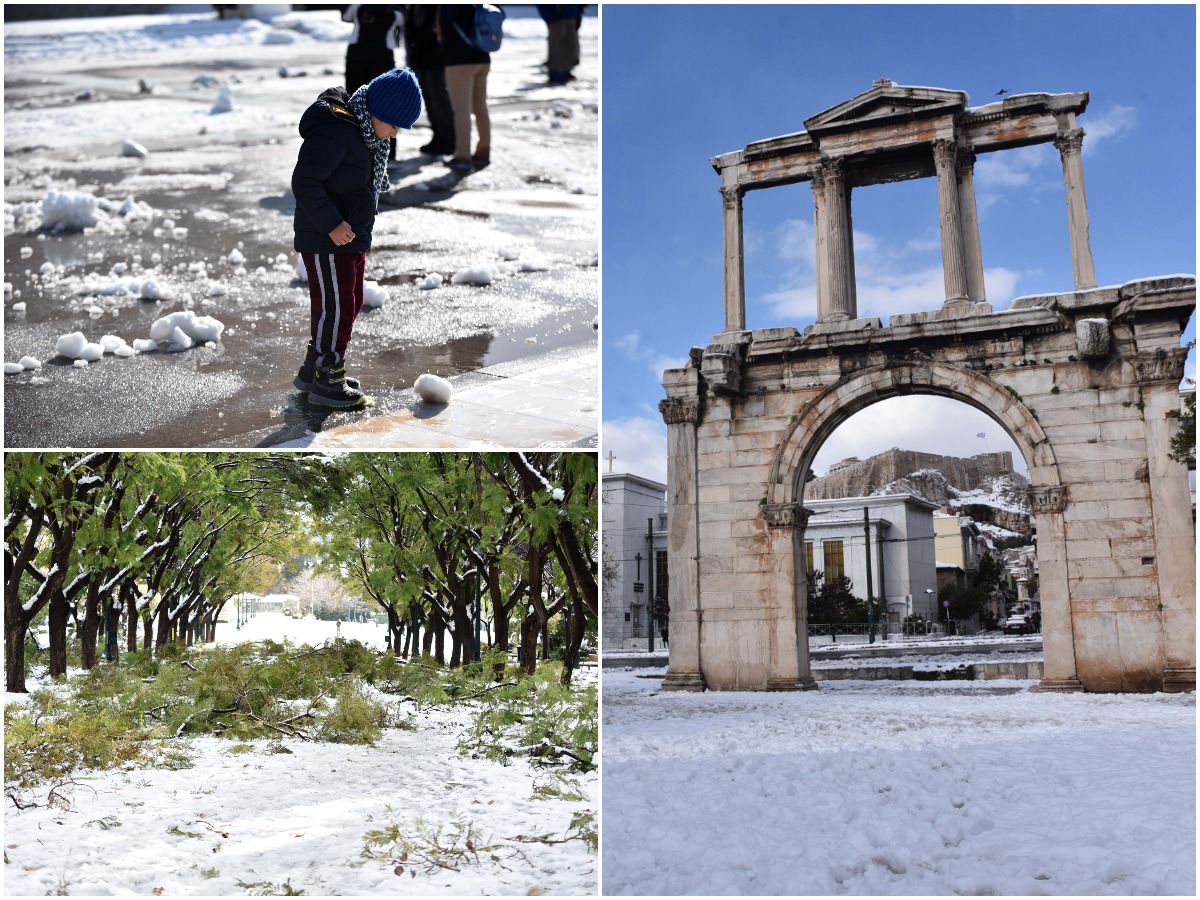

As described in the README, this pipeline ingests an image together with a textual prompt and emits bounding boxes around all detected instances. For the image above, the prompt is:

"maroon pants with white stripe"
[302,251,366,363]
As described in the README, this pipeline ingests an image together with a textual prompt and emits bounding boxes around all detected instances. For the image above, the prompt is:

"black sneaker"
[308,359,367,409]
[294,343,359,392]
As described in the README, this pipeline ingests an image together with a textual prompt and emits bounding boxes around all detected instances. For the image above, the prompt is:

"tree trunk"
[5,621,28,694]
[47,587,71,678]
[79,582,103,670]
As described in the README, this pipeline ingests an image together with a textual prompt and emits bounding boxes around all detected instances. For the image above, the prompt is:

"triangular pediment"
[804,82,968,135]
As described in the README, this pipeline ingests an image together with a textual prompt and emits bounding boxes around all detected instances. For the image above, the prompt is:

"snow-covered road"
[601,669,1195,895]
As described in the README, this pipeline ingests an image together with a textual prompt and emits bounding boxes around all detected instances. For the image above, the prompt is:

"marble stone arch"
[766,362,1060,509]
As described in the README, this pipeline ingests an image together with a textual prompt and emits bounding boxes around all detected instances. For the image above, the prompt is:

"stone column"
[763,503,817,691]
[658,390,706,692]
[1136,348,1195,691]
[956,149,987,304]
[1054,128,1097,291]
[814,157,856,322]
[1028,485,1084,692]
[720,184,746,332]
[934,139,971,306]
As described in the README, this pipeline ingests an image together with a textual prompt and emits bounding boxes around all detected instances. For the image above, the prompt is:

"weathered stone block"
[1075,318,1111,358]
[1065,539,1113,559]
[1099,419,1147,442]
[1067,480,1148,503]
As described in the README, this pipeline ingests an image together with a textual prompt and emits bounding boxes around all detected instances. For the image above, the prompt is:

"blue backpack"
[454,4,505,53]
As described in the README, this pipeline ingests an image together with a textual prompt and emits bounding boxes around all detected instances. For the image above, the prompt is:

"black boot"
[309,356,367,409]
[294,343,359,393]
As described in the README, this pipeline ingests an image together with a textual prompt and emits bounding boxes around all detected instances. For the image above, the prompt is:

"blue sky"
[601,3,1196,484]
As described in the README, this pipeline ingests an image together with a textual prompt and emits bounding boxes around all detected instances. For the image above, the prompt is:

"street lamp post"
[925,588,935,635]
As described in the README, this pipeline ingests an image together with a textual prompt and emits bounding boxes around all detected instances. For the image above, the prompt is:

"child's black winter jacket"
[292,87,376,255]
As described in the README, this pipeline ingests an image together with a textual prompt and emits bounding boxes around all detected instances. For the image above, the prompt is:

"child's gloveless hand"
[329,221,356,246]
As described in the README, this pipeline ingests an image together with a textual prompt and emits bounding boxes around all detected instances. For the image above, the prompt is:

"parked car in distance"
[1002,614,1031,636]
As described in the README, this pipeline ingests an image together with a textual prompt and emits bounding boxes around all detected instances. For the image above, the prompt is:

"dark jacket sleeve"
[292,122,350,236]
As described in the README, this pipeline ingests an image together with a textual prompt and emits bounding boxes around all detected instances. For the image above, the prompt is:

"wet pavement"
[3,12,598,449]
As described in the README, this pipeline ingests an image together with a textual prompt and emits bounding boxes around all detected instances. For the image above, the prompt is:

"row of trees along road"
[5,452,598,693]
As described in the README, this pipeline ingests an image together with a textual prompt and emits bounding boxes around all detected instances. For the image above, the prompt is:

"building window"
[805,541,814,576]
[655,549,669,601]
[823,540,845,580]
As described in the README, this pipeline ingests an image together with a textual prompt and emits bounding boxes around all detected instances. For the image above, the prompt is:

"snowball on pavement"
[114,345,136,358]
[73,359,89,368]
[19,356,42,370]
[228,248,245,266]
[122,139,149,158]
[363,281,387,308]
[132,339,159,353]
[294,258,308,282]
[451,266,494,286]
[4,362,24,375]
[414,373,452,404]
[419,273,443,290]
[13,302,27,313]
[54,331,88,359]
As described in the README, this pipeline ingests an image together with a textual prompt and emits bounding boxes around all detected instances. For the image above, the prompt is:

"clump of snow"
[73,359,89,368]
[54,331,88,359]
[139,278,177,301]
[99,334,130,354]
[19,356,42,370]
[293,258,308,282]
[42,190,98,231]
[228,247,245,266]
[150,311,225,347]
[551,487,565,502]
[13,302,27,313]
[451,266,494,286]
[19,247,33,260]
[414,373,452,404]
[419,273,443,290]
[210,84,234,114]
[122,139,149,158]
[4,363,25,375]
[363,281,388,308]
[132,338,159,354]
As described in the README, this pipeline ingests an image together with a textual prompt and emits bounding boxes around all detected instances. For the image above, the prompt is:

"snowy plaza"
[3,8,597,448]
[601,667,1195,895]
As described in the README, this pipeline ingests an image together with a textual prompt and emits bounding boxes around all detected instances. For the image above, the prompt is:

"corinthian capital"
[659,397,701,426]
[1134,347,1188,385]
[763,503,812,529]
[1054,128,1085,156]
[720,184,744,210]
[1027,485,1068,514]
[932,138,957,164]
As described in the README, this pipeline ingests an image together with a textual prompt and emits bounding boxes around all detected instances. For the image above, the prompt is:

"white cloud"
[616,330,687,380]
[1082,105,1137,151]
[974,144,1056,192]
[603,416,668,484]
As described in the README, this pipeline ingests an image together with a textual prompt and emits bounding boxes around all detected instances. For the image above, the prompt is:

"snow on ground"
[5,614,597,896]
[601,669,1195,895]
[214,610,388,651]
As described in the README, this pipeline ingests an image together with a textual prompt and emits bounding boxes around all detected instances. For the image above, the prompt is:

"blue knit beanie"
[366,68,423,129]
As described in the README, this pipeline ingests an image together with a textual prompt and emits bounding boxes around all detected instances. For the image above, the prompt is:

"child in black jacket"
[292,68,422,408]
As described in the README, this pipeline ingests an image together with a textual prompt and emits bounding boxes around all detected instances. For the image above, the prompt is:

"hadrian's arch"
[659,82,1195,694]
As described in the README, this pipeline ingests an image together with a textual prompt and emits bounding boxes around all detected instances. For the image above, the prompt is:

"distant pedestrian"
[438,5,496,172]
[342,4,405,162]
[538,5,583,84]
[291,69,423,408]
[404,5,455,157]
[1031,609,1041,633]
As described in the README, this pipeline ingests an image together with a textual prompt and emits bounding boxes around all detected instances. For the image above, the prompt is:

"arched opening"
[764,361,1079,692]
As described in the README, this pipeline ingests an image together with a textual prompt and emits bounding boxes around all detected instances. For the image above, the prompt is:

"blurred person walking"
[404,4,455,157]
[538,5,583,85]
[343,4,405,163]
[439,5,502,172]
